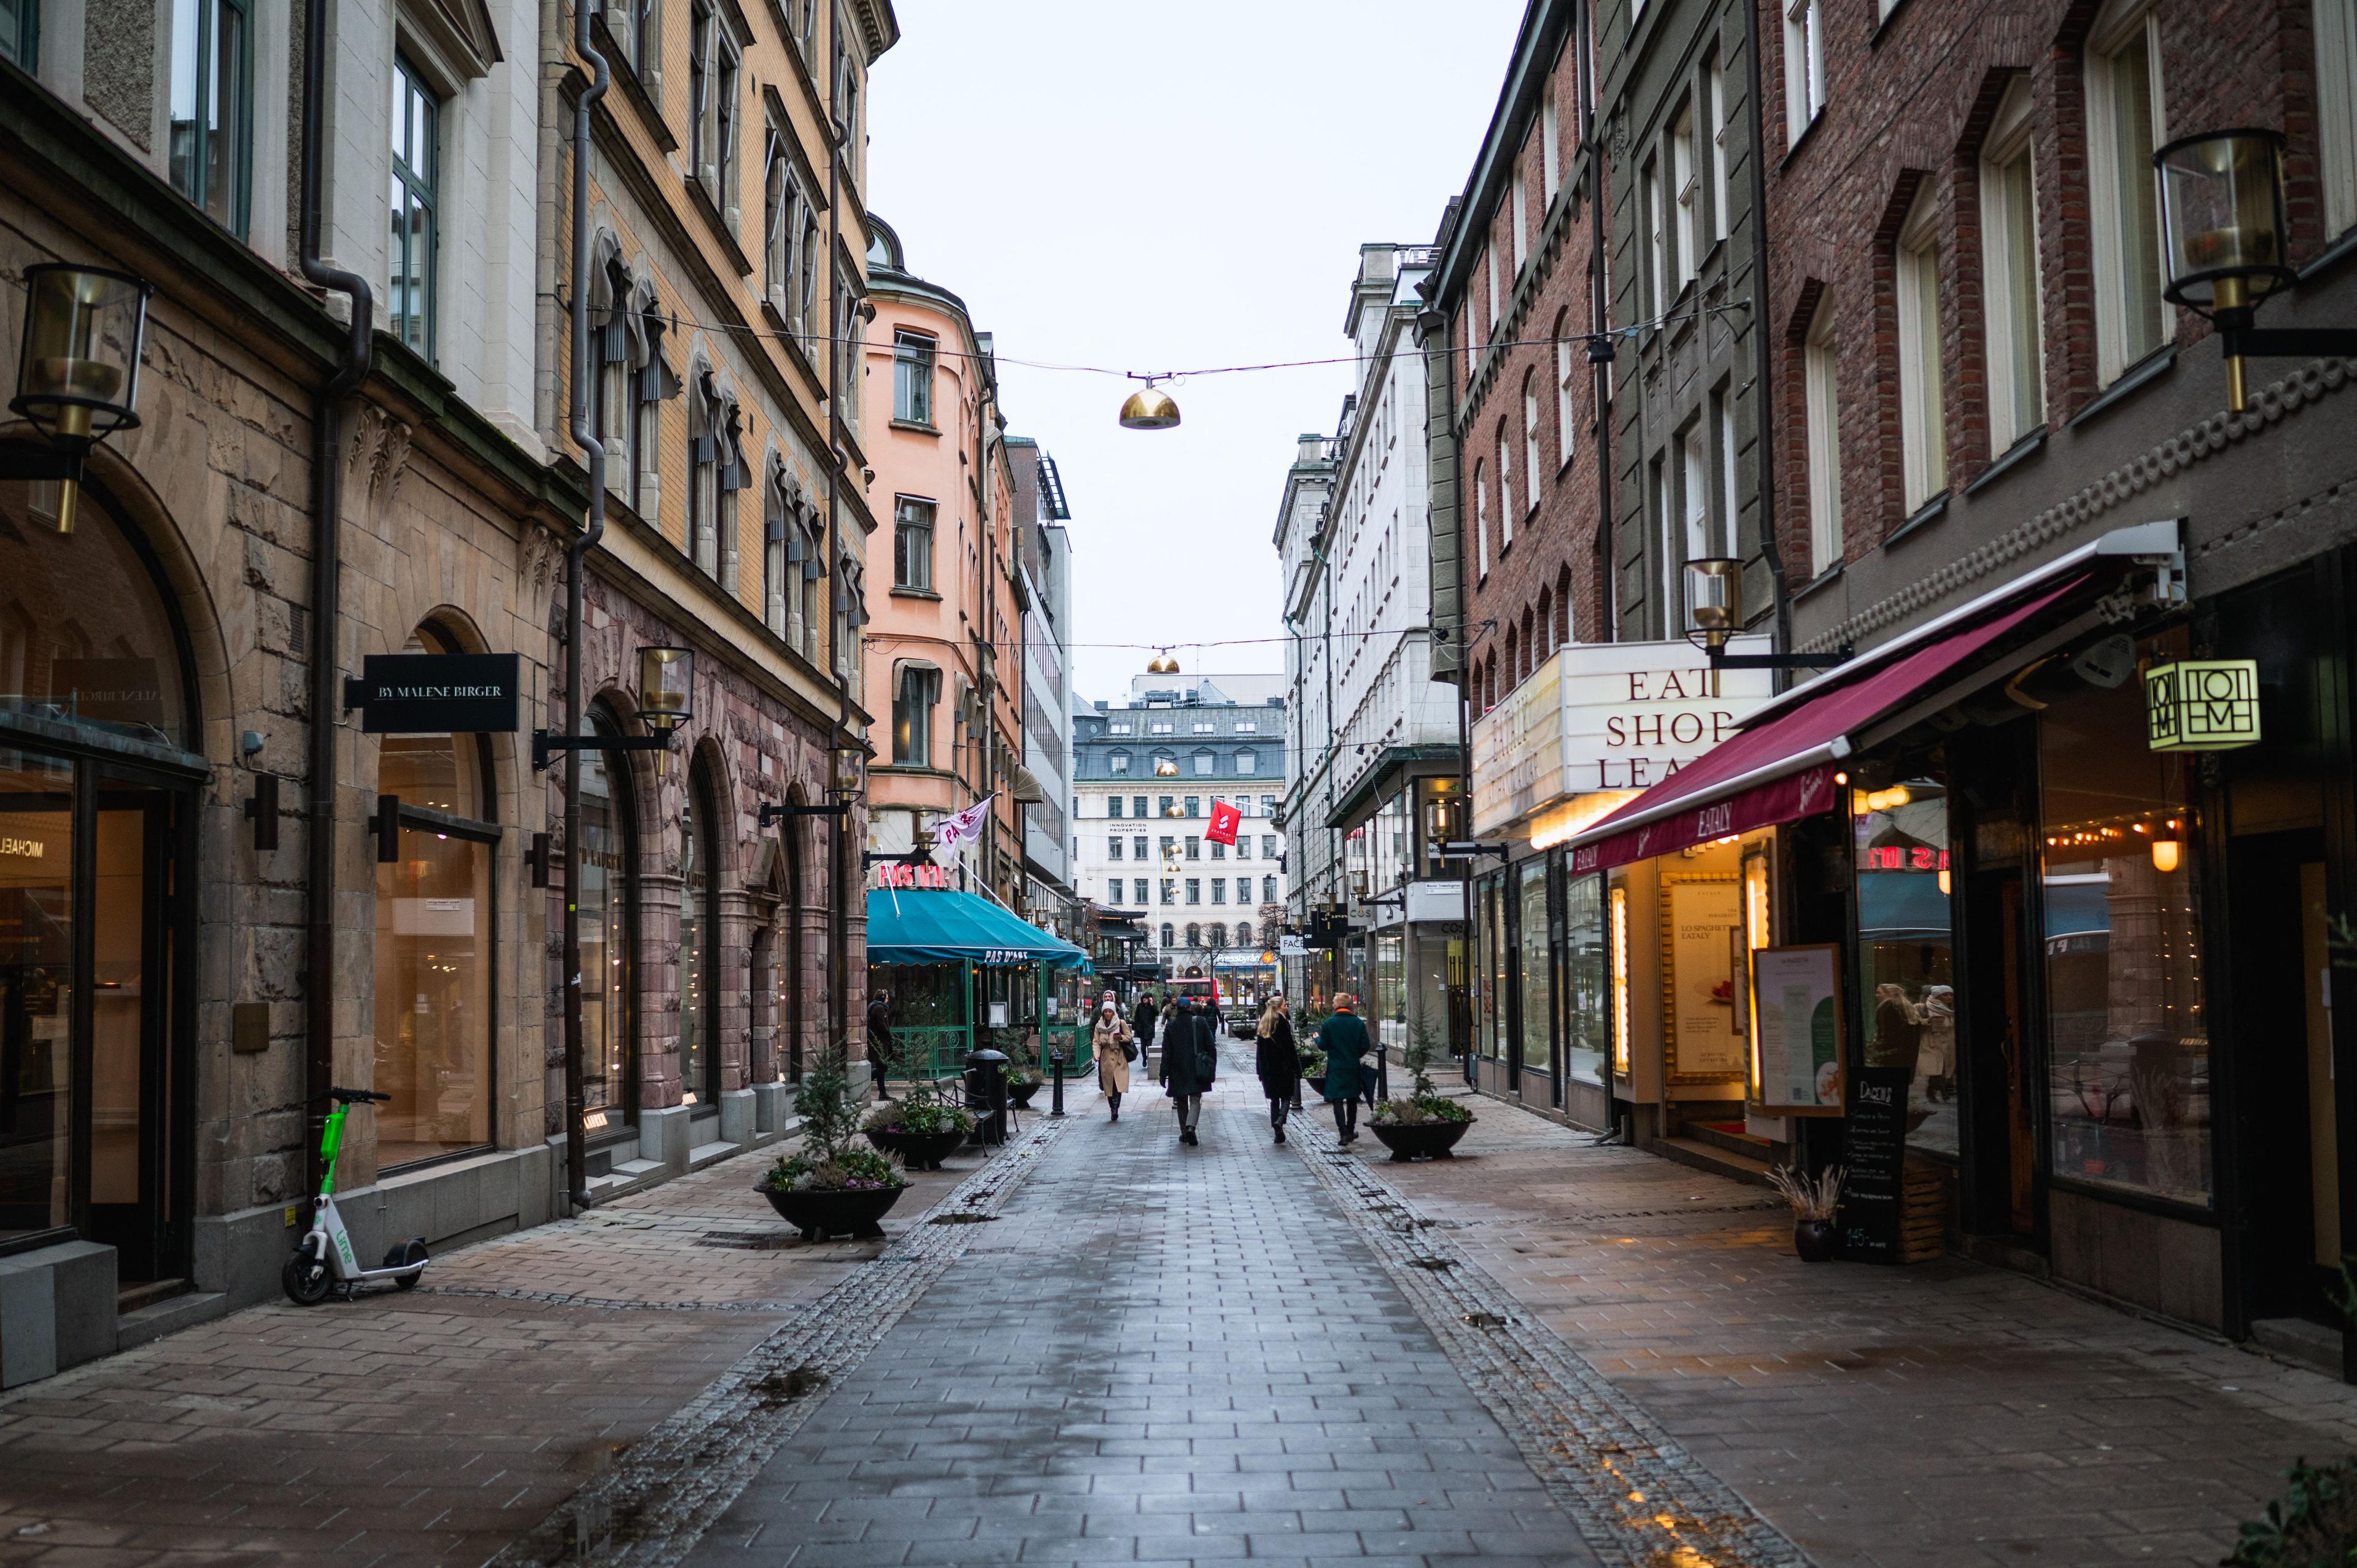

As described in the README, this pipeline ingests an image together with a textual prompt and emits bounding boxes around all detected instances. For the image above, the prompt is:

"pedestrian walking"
[1159,995,1217,1146]
[1131,992,1159,1063]
[1094,1002,1135,1121]
[866,988,896,1102]
[1315,994,1372,1144]
[1254,995,1299,1146]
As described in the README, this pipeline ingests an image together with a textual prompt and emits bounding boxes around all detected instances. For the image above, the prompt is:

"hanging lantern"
[1682,557,1743,650]
[1118,376,1180,431]
[2154,128,2295,412]
[638,645,696,733]
[1145,649,1179,674]
[10,263,152,535]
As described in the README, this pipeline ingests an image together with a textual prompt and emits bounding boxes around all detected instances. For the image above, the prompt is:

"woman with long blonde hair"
[1253,995,1300,1146]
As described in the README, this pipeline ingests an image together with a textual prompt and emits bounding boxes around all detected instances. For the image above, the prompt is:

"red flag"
[1206,798,1241,846]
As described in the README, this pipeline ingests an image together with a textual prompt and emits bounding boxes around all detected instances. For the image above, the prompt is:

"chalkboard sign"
[1838,1065,1913,1262]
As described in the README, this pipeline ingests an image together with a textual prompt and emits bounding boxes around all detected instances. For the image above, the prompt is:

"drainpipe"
[1741,0,1795,670]
[299,0,373,1194]
[826,109,847,1052]
[560,1,610,1212]
[1581,2,1614,643]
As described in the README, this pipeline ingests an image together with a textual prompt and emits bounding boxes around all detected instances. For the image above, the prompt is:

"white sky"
[866,0,1527,708]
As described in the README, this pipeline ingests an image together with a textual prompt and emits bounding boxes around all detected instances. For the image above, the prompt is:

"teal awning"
[865,888,1089,968]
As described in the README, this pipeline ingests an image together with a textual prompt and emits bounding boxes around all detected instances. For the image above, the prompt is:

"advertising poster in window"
[1751,943,1844,1114]
[1664,875,1744,1081]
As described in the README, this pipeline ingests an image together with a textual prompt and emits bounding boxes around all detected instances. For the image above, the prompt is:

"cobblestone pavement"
[1362,1082,2357,1567]
[0,1120,1044,1567]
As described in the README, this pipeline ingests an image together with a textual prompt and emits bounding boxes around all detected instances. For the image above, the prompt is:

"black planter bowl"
[1366,1118,1474,1162]
[759,1182,905,1242]
[866,1127,968,1171]
[1007,1079,1040,1109]
[1794,1218,1836,1262]
[1305,1074,1328,1096]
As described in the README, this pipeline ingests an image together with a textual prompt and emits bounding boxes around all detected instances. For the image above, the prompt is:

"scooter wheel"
[385,1240,429,1288]
[281,1248,331,1306]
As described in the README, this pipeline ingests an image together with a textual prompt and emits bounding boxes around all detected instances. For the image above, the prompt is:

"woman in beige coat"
[1093,1002,1134,1121]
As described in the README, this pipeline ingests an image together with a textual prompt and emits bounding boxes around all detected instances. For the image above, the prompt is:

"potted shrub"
[759,1041,909,1241]
[1767,1163,1845,1262]
[998,1030,1045,1108]
[863,1081,975,1171]
[1299,1046,1328,1098]
[1367,1022,1475,1161]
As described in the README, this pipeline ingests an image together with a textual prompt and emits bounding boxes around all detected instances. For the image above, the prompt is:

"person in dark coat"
[1131,992,1161,1060]
[1254,996,1300,1146]
[866,989,895,1101]
[1159,996,1217,1146]
[1315,994,1373,1143]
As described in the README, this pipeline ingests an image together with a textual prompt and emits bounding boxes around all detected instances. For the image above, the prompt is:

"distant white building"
[1275,243,1466,1046]
[1070,674,1290,989]
[1010,439,1078,939]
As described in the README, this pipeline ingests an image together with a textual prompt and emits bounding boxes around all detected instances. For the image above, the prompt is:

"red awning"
[1568,581,2083,874]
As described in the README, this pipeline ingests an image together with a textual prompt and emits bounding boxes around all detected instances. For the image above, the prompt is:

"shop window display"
[2040,645,2209,1205]
[579,707,635,1129]
[1478,873,1506,1060]
[1374,930,1405,1050]
[1852,777,1957,1155]
[1518,859,1552,1075]
[1563,873,1608,1084]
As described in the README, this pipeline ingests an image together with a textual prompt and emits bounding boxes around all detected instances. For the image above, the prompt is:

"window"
[1512,163,1530,271]
[1109,722,1132,735]
[1109,836,1124,860]
[679,756,722,1109]
[797,206,821,333]
[1211,836,1226,860]
[892,663,939,766]
[579,706,637,1127]
[1554,311,1577,466]
[2086,2,2169,384]
[763,124,803,315]
[373,627,496,1168]
[632,0,658,80]
[1235,835,1252,860]
[893,496,934,590]
[1261,796,1275,817]
[1474,461,1490,577]
[1191,720,1215,733]
[1542,85,1562,199]
[1160,880,1175,906]
[687,6,740,223]
[1784,0,1825,147]
[1523,374,1543,512]
[1184,797,1201,818]
[1717,392,1738,558]
[2324,0,2357,239]
[1150,719,1174,735]
[1263,876,1278,903]
[1895,185,1948,510]
[1485,246,1501,338]
[387,58,438,361]
[893,332,935,425]
[1212,880,1227,905]
[1231,751,1255,776]
[1711,58,1733,246]
[691,6,713,186]
[1192,751,1213,776]
[1185,880,1201,906]
[1,0,32,64]
[1134,879,1149,906]
[1641,158,1663,314]
[1160,921,1174,946]
[1159,796,1175,817]
[1109,796,1124,818]
[1185,836,1201,860]
[1981,80,2046,450]
[1236,922,1253,946]
[1803,296,1843,574]
[170,0,251,233]
[1261,834,1277,857]
[1679,423,1708,619]
[1234,720,1256,733]
[1132,836,1147,859]
[762,469,793,636]
[1134,796,1148,817]
[1672,101,1699,290]
[1498,424,1515,546]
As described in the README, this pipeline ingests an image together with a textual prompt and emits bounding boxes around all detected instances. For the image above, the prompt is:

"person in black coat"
[866,989,895,1102]
[1253,996,1300,1145]
[1131,992,1161,1058]
[1158,996,1217,1146]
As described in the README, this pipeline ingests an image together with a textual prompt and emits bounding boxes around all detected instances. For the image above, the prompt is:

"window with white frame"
[2086,1,2169,384]
[893,496,934,591]
[1486,246,1502,338]
[1981,79,2045,450]
[1711,55,1733,245]
[1109,751,1131,773]
[1895,185,1948,510]
[1717,389,1738,558]
[1555,311,1577,465]
[2324,0,2357,239]
[892,331,935,425]
[389,58,438,361]
[1803,296,1843,574]
[1679,423,1708,622]
[762,469,791,636]
[1497,423,1515,547]
[1523,374,1543,512]
[763,123,795,314]
[1672,101,1699,291]
[1784,0,1826,147]
[891,664,938,767]
[1543,85,1562,199]
[689,4,739,225]
[1513,163,1530,271]
[1193,751,1214,776]
[1474,461,1490,577]
[1641,157,1665,315]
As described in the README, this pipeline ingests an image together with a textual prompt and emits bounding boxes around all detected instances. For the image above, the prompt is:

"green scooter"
[281,1087,431,1305]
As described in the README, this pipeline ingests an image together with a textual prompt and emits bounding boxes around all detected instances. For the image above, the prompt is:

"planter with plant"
[1368,1022,1476,1162]
[759,1041,908,1240]
[862,1081,975,1171]
[1767,1163,1845,1262]
[1299,1046,1327,1097]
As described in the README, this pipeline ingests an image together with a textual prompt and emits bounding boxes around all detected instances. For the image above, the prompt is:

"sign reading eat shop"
[1471,638,1774,836]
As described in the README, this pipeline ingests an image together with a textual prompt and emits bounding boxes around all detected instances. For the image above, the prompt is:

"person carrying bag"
[1093,1003,1133,1122]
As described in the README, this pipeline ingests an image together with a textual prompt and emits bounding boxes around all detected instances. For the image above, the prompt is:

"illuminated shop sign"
[2143,660,2260,752]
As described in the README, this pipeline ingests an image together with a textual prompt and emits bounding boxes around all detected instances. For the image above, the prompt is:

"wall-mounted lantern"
[1681,557,1850,671]
[2155,128,2357,412]
[9,264,152,535]
[532,643,697,771]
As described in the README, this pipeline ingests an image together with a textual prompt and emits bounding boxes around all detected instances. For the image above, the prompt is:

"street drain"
[926,1213,999,1226]
[1462,1311,1509,1328]
[698,1232,796,1251]
[749,1364,827,1407]
[1409,1258,1455,1270]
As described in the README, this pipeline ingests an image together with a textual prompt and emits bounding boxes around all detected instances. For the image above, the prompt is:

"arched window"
[1504,624,1519,692]
[374,622,497,1169]
[679,751,722,1110]
[1208,924,1227,950]
[1520,606,1536,681]
[1233,749,1256,775]
[1496,420,1515,546]
[1185,923,1201,948]
[1555,564,1573,645]
[1536,586,1555,659]
[1523,370,1543,512]
[581,701,639,1128]
[1161,922,1175,948]
[1235,921,1252,946]
[1473,460,1489,577]
[1554,307,1577,462]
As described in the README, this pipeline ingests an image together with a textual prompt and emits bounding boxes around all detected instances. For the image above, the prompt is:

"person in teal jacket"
[1315,995,1373,1144]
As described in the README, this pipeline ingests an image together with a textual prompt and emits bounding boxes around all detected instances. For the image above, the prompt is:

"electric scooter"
[281,1086,431,1305]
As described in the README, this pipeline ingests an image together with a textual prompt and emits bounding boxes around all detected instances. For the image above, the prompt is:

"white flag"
[929,795,994,867]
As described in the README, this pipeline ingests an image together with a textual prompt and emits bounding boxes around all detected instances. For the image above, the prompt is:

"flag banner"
[1206,798,1242,846]
[930,794,994,867]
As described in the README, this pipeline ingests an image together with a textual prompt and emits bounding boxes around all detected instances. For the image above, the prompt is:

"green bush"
[2226,1458,2357,1567]
[765,1039,907,1191]
[862,1081,975,1137]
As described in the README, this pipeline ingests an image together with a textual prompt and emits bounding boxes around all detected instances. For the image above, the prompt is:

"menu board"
[1838,1065,1913,1262]
[1666,878,1745,1079]
[1751,943,1844,1115]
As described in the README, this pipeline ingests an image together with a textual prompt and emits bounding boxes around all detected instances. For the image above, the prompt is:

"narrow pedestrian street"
[9,1048,2357,1567]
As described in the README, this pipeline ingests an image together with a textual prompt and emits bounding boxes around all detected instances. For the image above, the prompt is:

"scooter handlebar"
[317,1087,392,1105]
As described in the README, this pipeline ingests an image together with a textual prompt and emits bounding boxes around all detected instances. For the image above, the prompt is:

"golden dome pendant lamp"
[1118,373,1180,431]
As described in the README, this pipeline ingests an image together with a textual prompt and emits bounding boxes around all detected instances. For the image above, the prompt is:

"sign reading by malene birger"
[353,653,521,735]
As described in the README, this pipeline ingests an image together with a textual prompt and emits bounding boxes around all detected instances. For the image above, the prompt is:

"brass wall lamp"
[7,264,152,534]
[1682,558,1852,670]
[532,644,695,770]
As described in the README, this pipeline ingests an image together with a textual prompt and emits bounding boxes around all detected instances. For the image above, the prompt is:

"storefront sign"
[1662,875,1745,1082]
[1278,934,1306,957]
[348,653,521,735]
[1403,881,1467,924]
[1838,1066,1914,1262]
[873,861,951,889]
[2144,659,2261,751]
[1751,943,1843,1115]
[1472,638,1774,835]
[1572,762,1841,875]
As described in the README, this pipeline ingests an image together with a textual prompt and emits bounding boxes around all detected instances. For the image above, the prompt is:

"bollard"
[1048,1049,1066,1118]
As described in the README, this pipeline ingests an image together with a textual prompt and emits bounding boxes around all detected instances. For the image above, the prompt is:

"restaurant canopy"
[865,887,1089,968]
[1563,518,2188,874]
